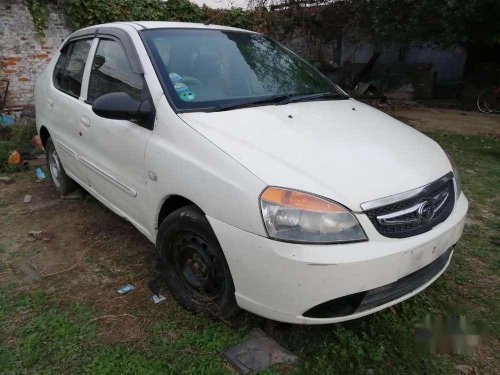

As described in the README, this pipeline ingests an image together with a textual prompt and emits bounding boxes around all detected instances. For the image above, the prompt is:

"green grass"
[0,132,498,374]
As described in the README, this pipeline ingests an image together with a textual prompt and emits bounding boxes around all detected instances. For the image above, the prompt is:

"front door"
[76,38,154,237]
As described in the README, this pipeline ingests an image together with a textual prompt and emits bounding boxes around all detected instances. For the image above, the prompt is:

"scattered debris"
[147,276,166,303]
[352,81,386,101]
[396,83,416,93]
[0,176,14,185]
[23,194,32,203]
[117,284,135,295]
[45,286,57,295]
[32,135,44,151]
[0,114,15,126]
[222,328,300,374]
[35,167,46,180]
[355,81,374,96]
[28,230,51,242]
[351,51,381,88]
[7,150,20,166]
[151,294,167,304]
[455,364,475,374]
[386,83,416,101]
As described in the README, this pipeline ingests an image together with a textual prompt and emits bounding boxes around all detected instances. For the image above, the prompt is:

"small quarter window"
[52,39,92,97]
[87,39,144,103]
[53,46,68,91]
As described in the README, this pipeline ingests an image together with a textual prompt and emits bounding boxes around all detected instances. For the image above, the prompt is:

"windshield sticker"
[169,72,182,83]
[179,91,196,102]
[174,82,189,93]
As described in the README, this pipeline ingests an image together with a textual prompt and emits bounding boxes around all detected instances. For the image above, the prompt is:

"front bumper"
[208,193,468,324]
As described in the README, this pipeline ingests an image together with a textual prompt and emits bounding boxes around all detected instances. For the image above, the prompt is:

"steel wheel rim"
[49,149,62,188]
[168,231,226,301]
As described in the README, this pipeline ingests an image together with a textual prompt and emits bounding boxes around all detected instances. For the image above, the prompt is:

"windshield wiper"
[211,94,292,112]
[209,92,347,112]
[277,92,348,105]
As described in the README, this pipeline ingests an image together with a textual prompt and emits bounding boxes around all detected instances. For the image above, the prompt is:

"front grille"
[303,246,453,319]
[365,173,455,238]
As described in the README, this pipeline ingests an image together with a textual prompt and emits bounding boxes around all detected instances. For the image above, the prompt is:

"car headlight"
[446,152,462,199]
[259,187,367,244]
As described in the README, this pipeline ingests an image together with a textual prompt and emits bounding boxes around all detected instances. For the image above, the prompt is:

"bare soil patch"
[0,174,160,345]
[389,107,500,136]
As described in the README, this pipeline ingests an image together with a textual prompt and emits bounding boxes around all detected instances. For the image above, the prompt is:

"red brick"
[2,69,16,74]
[2,60,18,66]
[35,54,49,59]
[18,77,30,82]
[3,57,21,62]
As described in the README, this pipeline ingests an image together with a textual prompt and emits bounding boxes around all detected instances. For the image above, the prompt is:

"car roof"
[73,21,255,35]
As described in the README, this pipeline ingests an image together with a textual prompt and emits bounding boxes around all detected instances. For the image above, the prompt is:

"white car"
[34,22,468,324]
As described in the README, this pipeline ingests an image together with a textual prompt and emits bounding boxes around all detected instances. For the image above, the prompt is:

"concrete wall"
[0,0,70,117]
[282,30,467,84]
[340,33,467,83]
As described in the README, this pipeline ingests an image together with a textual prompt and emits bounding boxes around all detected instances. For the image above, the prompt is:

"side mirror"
[92,92,153,124]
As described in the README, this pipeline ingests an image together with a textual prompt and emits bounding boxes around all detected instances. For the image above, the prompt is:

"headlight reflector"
[260,187,367,243]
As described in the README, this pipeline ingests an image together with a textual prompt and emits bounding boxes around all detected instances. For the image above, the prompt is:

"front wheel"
[156,205,238,319]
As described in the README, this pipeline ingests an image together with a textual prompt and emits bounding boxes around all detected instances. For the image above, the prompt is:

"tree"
[250,0,500,47]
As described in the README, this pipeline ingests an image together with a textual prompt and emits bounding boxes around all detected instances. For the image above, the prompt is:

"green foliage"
[62,0,258,30]
[27,0,52,39]
[269,0,500,47]
[353,0,500,46]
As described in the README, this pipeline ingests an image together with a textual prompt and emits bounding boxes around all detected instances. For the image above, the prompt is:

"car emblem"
[417,201,435,222]
[376,191,450,226]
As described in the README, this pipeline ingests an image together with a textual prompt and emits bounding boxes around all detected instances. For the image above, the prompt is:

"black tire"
[156,205,239,319]
[45,137,77,195]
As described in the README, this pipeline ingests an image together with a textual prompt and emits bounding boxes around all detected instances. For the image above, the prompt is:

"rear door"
[47,38,94,181]
[76,37,154,236]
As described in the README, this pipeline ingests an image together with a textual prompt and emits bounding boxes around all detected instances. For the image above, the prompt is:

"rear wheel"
[156,205,238,319]
[45,137,77,195]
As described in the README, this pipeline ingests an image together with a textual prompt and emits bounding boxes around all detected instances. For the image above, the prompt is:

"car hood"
[179,99,452,211]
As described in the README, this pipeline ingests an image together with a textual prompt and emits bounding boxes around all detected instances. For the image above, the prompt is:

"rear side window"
[52,39,92,97]
[87,39,144,103]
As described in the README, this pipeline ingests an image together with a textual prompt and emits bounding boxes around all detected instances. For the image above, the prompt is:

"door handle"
[80,116,90,128]
[47,98,54,107]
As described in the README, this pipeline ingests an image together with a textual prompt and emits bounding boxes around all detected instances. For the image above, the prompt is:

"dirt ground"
[389,107,500,136]
[0,172,159,345]
[0,107,499,373]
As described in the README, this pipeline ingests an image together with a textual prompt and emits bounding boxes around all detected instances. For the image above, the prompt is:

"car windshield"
[142,28,348,111]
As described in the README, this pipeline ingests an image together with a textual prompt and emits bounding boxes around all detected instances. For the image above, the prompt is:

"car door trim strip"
[79,157,137,197]
[56,140,77,159]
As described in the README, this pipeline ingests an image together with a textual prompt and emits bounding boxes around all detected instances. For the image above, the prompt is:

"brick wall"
[0,0,70,117]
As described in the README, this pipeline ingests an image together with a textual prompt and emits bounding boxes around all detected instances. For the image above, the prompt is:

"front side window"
[142,29,347,111]
[87,39,145,103]
[53,39,92,97]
